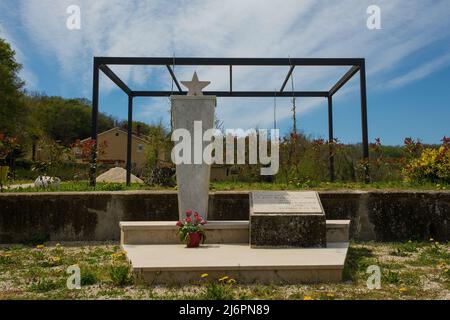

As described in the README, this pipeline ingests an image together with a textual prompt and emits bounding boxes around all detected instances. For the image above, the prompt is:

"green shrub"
[29,278,61,292]
[201,275,236,300]
[416,242,450,265]
[383,271,401,285]
[389,241,419,257]
[203,282,234,300]
[109,264,133,287]
[81,268,98,286]
[0,252,14,265]
[96,183,125,191]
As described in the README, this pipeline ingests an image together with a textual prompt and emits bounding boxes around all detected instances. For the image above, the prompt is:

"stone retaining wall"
[0,190,448,243]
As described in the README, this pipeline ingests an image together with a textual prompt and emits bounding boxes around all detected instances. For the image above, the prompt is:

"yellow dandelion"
[326,292,335,297]
[227,278,236,284]
[36,244,45,249]
[444,269,449,273]
[303,296,314,300]
[50,256,61,263]
[219,276,229,282]
[399,287,407,293]
[201,273,209,278]
[111,250,126,260]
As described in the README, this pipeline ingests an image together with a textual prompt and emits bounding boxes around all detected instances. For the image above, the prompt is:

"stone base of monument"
[250,214,327,248]
[250,191,328,248]
[119,219,350,285]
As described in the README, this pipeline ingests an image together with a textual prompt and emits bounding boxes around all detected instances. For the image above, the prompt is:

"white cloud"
[1,0,449,128]
[383,52,450,89]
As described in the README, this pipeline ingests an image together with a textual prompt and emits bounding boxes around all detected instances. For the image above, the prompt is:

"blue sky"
[0,0,449,145]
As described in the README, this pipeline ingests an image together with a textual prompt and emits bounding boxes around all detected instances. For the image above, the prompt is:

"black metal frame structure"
[90,57,369,186]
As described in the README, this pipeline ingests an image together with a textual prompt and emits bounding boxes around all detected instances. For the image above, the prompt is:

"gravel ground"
[0,241,448,300]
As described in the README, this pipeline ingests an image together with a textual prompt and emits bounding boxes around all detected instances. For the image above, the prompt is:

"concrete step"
[120,220,350,245]
[326,220,351,242]
[120,221,249,245]
[123,242,349,285]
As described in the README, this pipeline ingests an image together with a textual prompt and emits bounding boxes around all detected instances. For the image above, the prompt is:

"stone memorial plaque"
[251,191,323,214]
[250,191,326,248]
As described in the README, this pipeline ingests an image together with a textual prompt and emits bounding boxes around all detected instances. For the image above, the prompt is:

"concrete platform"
[123,242,349,284]
[120,220,350,245]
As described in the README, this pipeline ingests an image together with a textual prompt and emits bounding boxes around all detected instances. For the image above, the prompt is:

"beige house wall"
[79,128,149,171]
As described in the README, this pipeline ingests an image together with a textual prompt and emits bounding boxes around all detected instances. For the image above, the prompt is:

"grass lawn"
[0,241,449,300]
[2,180,450,193]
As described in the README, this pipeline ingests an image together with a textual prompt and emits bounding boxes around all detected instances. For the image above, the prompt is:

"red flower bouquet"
[176,210,207,247]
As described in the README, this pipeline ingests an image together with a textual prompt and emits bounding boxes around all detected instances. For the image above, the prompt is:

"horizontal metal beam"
[131,91,328,98]
[95,57,363,67]
[280,65,295,92]
[99,64,132,95]
[329,65,360,96]
[166,65,182,92]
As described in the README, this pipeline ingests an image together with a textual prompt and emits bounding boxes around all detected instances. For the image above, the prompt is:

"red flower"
[200,220,207,225]
[185,217,192,223]
[194,211,199,217]
[176,221,183,227]
[185,210,192,217]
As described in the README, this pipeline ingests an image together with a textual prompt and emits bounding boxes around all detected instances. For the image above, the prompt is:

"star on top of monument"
[181,71,210,96]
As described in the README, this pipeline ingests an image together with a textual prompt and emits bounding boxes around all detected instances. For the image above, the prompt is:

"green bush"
[0,252,14,265]
[389,241,419,257]
[109,264,133,287]
[383,270,401,285]
[81,268,98,286]
[199,275,236,300]
[29,278,61,292]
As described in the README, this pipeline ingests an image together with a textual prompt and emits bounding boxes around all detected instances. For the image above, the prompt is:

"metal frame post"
[90,59,99,187]
[328,95,335,182]
[359,60,370,183]
[126,95,133,186]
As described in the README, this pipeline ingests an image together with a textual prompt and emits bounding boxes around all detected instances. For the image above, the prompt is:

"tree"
[24,94,116,146]
[0,38,25,137]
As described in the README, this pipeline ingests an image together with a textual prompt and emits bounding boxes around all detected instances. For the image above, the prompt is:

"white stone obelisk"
[171,72,215,220]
